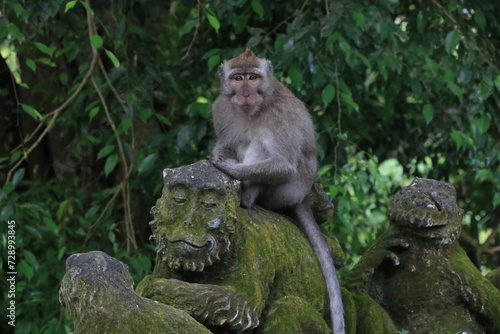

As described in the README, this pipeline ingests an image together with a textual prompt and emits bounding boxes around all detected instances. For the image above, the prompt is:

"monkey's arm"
[137,276,263,331]
[211,156,295,184]
[212,143,237,160]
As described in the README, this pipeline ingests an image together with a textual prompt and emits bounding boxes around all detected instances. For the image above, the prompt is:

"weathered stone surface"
[59,250,211,334]
[345,177,500,334]
[486,267,500,291]
[136,160,346,333]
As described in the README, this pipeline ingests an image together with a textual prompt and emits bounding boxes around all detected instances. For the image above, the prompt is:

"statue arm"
[137,275,265,331]
[345,230,409,292]
[452,245,500,332]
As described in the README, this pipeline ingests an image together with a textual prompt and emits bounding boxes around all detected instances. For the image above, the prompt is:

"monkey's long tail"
[295,201,345,334]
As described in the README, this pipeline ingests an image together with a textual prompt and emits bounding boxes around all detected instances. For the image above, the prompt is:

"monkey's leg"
[241,181,261,208]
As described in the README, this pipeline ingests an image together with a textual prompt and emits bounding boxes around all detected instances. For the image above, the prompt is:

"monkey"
[210,48,345,334]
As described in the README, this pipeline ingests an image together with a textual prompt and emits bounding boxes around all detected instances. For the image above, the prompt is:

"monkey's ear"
[162,168,173,182]
[265,59,273,76]
[217,64,224,77]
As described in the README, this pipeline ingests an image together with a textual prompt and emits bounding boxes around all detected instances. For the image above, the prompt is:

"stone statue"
[59,250,211,334]
[136,160,346,333]
[345,177,500,334]
[486,267,500,292]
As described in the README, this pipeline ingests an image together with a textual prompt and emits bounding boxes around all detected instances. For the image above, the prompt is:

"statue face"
[150,161,239,272]
[387,178,463,244]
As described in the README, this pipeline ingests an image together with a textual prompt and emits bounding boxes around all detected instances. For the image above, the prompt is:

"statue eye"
[173,197,186,204]
[202,201,217,208]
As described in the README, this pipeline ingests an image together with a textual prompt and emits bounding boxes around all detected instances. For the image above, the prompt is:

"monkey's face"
[387,178,463,244]
[226,71,265,113]
[150,183,237,272]
[218,49,273,114]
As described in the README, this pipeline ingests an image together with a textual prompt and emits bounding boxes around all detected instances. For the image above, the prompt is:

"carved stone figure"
[486,267,500,291]
[59,250,211,334]
[345,177,500,334]
[136,160,346,333]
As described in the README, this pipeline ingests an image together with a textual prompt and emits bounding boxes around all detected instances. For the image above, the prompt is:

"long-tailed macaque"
[210,49,345,334]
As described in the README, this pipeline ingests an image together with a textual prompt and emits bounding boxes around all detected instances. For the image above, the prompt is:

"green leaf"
[65,1,78,12]
[80,0,92,14]
[18,261,34,280]
[474,10,486,30]
[91,34,103,49]
[341,92,359,111]
[105,49,120,68]
[493,192,500,208]
[12,168,25,185]
[34,42,55,57]
[473,114,491,135]
[447,82,463,102]
[57,200,68,220]
[450,129,474,149]
[37,57,56,67]
[26,59,36,72]
[475,169,492,182]
[189,102,211,119]
[179,19,197,35]
[137,153,156,175]
[444,30,460,54]
[207,14,220,33]
[251,0,264,19]
[450,130,463,148]
[104,154,118,176]
[155,113,172,126]
[20,104,42,120]
[97,145,115,160]
[494,75,500,93]
[118,117,132,133]
[43,216,59,234]
[353,11,366,28]
[422,104,434,124]
[208,54,221,71]
[321,84,335,106]
[88,106,100,120]
[289,66,304,89]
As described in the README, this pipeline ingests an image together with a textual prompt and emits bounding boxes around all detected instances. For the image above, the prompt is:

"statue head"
[387,178,463,245]
[150,160,240,272]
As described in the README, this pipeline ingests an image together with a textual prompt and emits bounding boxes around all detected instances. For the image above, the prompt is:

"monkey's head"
[150,160,240,272]
[218,48,274,114]
[387,178,463,245]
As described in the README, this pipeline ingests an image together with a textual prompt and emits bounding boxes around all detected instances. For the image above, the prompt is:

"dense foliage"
[1,0,499,332]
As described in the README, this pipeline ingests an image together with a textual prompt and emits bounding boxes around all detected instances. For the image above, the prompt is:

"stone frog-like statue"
[59,251,211,334]
[345,177,500,334]
[136,160,346,333]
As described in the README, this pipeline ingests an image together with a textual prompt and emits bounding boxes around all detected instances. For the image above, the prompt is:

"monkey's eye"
[248,74,259,80]
[233,75,244,81]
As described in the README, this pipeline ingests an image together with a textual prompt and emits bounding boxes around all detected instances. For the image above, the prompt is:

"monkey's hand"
[210,156,243,180]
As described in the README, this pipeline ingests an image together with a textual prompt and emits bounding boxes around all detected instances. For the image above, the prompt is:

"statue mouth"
[169,238,208,249]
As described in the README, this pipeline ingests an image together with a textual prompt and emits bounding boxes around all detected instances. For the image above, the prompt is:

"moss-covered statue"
[345,177,500,334]
[136,160,346,333]
[59,251,211,334]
